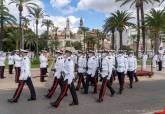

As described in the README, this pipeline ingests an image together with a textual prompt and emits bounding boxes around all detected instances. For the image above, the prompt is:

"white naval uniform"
[54,55,64,79]
[162,55,165,68]
[87,56,97,77]
[152,55,158,68]
[0,55,6,67]
[142,54,148,69]
[77,55,86,73]
[8,55,14,65]
[0,55,6,78]
[63,57,75,84]
[127,56,137,72]
[39,54,48,68]
[14,54,22,68]
[19,56,31,80]
[101,55,113,80]
[116,54,128,73]
[8,55,36,102]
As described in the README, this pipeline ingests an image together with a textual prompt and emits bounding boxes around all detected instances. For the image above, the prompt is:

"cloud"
[4,0,44,19]
[77,0,165,14]
[50,0,71,8]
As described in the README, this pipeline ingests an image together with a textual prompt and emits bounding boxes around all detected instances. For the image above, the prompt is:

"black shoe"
[135,80,139,83]
[8,99,17,103]
[111,91,115,97]
[27,98,36,101]
[96,99,103,103]
[69,102,78,106]
[50,102,58,108]
[118,90,122,95]
[83,92,88,94]
[130,85,133,88]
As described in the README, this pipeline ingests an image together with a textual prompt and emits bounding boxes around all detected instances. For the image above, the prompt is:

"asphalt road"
[0,69,165,114]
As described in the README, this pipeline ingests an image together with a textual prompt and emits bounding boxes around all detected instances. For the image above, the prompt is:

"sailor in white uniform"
[14,50,22,83]
[0,51,6,79]
[97,50,115,103]
[50,48,78,108]
[8,49,36,103]
[76,51,86,91]
[8,52,14,74]
[116,50,128,94]
[127,51,137,88]
[39,50,48,82]
[45,50,65,98]
[84,50,98,94]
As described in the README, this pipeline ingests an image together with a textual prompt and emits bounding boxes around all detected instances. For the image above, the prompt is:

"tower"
[65,17,70,39]
[80,17,83,28]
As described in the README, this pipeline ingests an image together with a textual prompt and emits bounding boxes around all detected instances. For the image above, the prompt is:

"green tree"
[72,41,82,50]
[111,10,134,49]
[24,29,36,51]
[9,0,38,49]
[145,8,165,53]
[65,41,72,47]
[116,0,160,54]
[42,19,53,49]
[103,17,116,49]
[85,34,96,50]
[29,6,45,54]
[0,2,16,50]
[42,19,53,39]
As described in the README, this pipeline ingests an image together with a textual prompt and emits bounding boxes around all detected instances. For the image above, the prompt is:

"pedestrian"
[116,50,128,94]
[39,50,48,82]
[50,48,78,108]
[8,49,36,103]
[162,53,165,68]
[127,51,137,88]
[0,51,6,79]
[76,51,86,91]
[158,54,163,71]
[84,50,98,94]
[8,52,14,75]
[97,50,115,103]
[45,50,65,99]
[152,54,158,68]
[14,50,22,83]
[142,52,148,70]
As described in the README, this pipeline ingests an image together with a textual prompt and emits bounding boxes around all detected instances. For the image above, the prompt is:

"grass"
[137,58,152,66]
[4,57,152,69]
[31,57,54,68]
[5,57,54,69]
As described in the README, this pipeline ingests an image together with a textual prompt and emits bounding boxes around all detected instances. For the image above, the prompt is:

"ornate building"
[48,17,85,49]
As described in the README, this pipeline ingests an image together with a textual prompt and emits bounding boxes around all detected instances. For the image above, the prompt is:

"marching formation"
[0,48,145,108]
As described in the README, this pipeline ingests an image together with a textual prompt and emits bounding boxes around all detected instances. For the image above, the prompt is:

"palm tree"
[42,19,53,50]
[145,8,165,53]
[22,16,30,28]
[28,6,45,54]
[80,27,89,51]
[0,2,16,50]
[103,17,116,50]
[72,41,82,50]
[9,0,38,49]
[85,34,96,50]
[42,19,54,39]
[111,10,134,49]
[116,0,160,53]
[25,37,37,50]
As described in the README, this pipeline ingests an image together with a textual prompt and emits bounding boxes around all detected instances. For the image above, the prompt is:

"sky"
[4,0,165,34]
